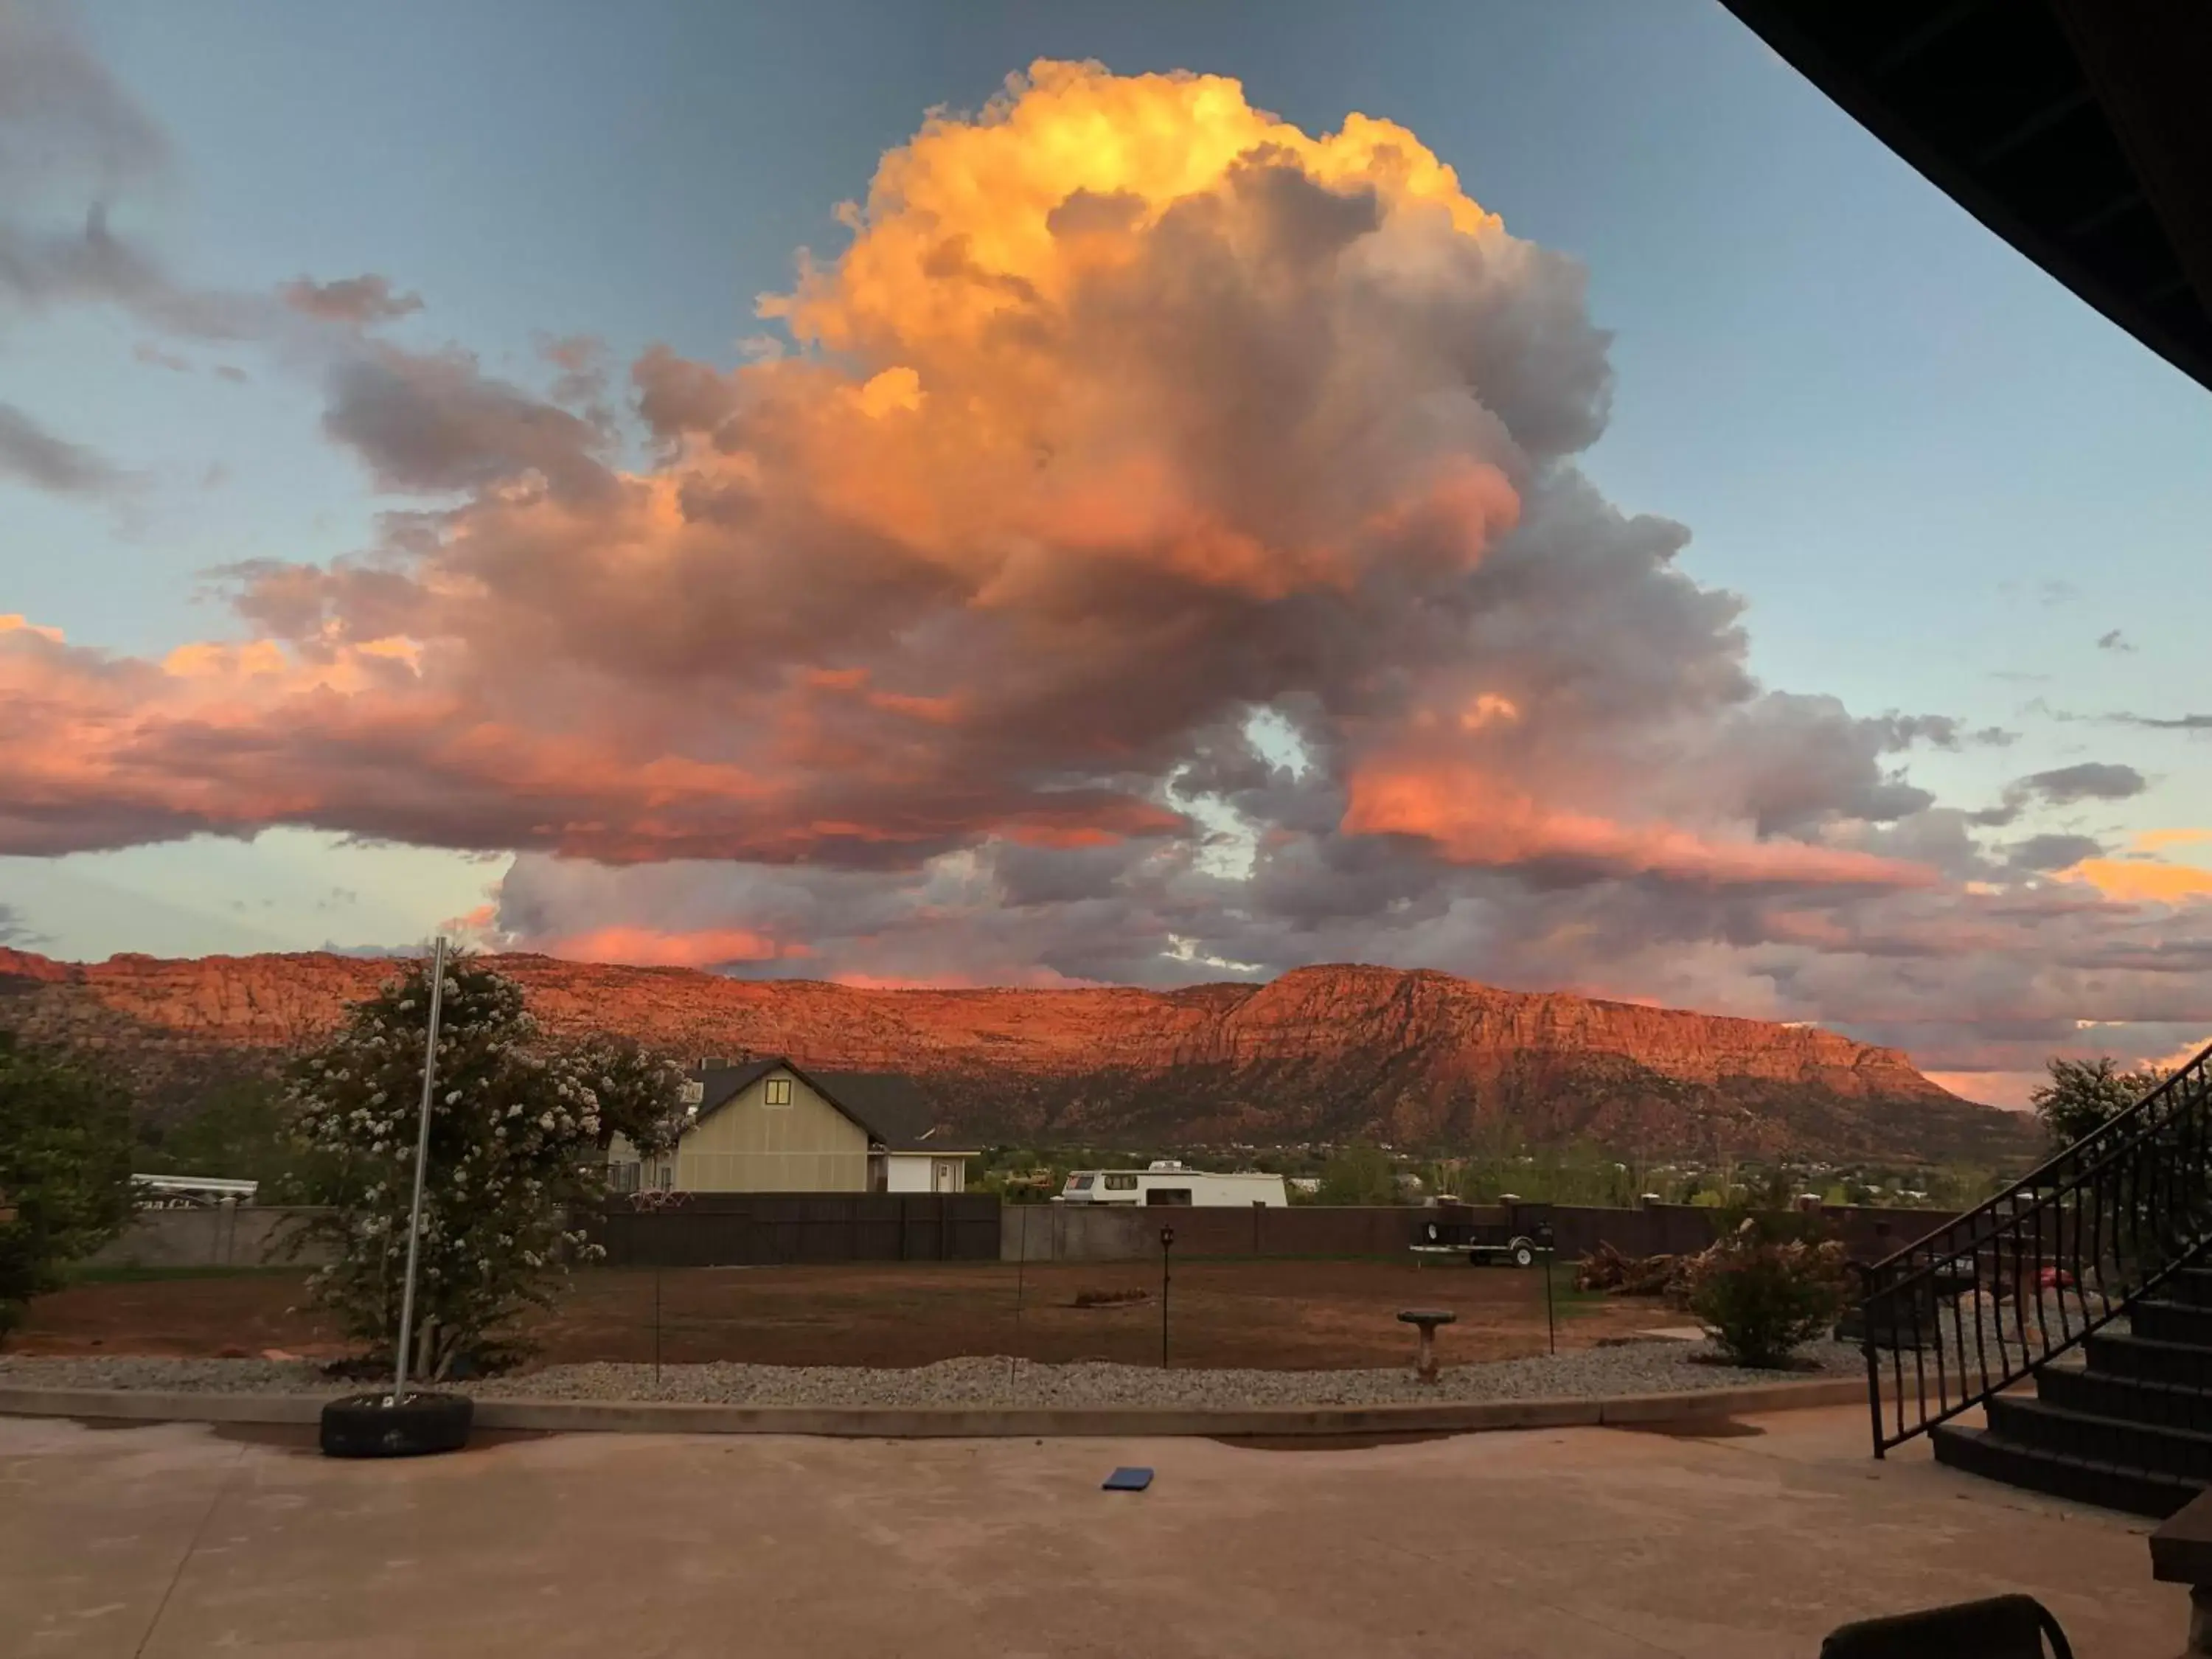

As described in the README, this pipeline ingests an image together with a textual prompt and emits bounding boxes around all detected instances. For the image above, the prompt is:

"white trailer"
[131,1174,260,1209]
[1054,1161,1288,1208]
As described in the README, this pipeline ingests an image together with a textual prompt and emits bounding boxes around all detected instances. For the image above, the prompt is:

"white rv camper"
[130,1174,260,1209]
[1054,1161,1288,1208]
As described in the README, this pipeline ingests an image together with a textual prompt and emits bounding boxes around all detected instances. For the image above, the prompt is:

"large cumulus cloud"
[4,59,2208,1100]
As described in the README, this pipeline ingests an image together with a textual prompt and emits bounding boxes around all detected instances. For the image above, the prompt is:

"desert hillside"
[0,947,2035,1164]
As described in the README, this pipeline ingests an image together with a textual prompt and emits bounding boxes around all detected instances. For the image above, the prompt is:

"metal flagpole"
[392,936,449,1404]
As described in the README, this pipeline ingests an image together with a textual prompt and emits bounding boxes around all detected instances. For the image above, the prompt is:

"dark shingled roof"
[686,1059,975,1153]
[692,1057,783,1118]
[811,1071,978,1153]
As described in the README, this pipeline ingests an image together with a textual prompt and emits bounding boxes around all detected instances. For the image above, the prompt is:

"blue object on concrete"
[1102,1467,1154,1492]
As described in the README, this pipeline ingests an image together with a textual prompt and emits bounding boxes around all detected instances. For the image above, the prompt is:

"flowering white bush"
[566,1032,689,1164]
[282,956,680,1377]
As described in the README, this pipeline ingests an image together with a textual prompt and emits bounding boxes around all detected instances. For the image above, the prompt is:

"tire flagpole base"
[319,1391,474,1458]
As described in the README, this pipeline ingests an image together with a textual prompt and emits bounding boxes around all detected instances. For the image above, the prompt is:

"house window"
[763,1077,793,1107]
[1103,1173,1138,1191]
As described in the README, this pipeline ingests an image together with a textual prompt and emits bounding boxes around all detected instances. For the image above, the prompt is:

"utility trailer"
[1410,1200,1554,1267]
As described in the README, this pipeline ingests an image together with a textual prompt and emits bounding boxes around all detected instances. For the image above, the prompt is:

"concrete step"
[1986,1394,2212,1482]
[2084,1330,2212,1388]
[2132,1298,2212,1346]
[2037,1363,2212,1435]
[1930,1423,2201,1519]
[2163,1267,2212,1310]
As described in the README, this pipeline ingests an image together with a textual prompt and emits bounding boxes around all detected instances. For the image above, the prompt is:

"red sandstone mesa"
[0,948,2032,1162]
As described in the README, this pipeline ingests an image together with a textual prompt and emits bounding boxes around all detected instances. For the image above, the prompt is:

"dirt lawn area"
[13,1259,1672,1371]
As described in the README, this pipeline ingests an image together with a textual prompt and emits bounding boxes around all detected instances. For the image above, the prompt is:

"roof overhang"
[1719,0,2212,394]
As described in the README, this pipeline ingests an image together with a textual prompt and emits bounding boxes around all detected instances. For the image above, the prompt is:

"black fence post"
[1159,1225,1175,1368]
[1544,1245,1557,1356]
[1009,1208,1028,1395]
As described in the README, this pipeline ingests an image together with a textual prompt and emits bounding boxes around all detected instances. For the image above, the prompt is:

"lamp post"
[1159,1225,1175,1368]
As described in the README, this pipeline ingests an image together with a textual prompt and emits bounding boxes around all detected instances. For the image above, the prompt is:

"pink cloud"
[10,57,2210,1093]
[538,925,799,969]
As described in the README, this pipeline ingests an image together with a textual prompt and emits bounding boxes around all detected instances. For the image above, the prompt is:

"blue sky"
[2,0,2207,1096]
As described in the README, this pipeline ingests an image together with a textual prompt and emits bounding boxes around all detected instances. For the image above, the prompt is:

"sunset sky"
[3,0,2208,1107]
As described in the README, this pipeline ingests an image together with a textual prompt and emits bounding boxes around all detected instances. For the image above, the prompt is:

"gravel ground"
[0,1336,1861,1410]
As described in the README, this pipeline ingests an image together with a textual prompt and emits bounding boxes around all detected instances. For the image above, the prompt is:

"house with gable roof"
[608,1056,978,1195]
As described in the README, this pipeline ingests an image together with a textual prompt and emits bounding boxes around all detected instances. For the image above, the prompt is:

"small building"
[609,1057,976,1195]
[813,1070,978,1194]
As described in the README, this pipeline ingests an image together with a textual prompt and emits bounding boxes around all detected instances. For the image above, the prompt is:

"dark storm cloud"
[1970,761,2151,825]
[2006,832,2107,872]
[2111,712,2212,732]
[320,343,617,502]
[0,400,128,495]
[2019,762,2149,805]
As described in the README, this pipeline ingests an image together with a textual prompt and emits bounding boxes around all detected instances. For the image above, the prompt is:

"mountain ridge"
[0,947,2035,1163]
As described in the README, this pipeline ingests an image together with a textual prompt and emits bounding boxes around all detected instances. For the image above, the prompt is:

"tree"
[135,1076,320,1194]
[282,956,669,1377]
[1316,1143,1398,1206]
[569,1032,690,1164]
[0,1031,135,1340]
[2030,1056,2167,1150]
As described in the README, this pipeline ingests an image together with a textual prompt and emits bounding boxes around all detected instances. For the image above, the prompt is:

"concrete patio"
[0,1405,2182,1657]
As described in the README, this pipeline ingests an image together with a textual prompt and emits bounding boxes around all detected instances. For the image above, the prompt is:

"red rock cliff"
[0,949,2031,1163]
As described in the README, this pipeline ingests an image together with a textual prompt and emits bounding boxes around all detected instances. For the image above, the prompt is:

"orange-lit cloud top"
[7,60,2209,1088]
[2052,827,2212,909]
[1,61,1607,866]
[2061,857,2212,905]
[771,60,1498,356]
[537,926,798,970]
[1342,762,1935,888]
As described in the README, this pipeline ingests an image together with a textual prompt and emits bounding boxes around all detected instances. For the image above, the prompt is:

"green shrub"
[1,1031,135,1344]
[1686,1233,1848,1368]
[1315,1144,1398,1206]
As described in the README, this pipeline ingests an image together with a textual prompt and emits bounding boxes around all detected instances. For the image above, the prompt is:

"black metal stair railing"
[1860,1040,2212,1456]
